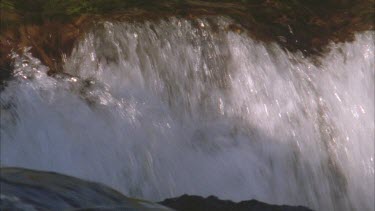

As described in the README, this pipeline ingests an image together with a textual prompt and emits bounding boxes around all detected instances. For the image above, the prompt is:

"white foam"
[1,18,373,211]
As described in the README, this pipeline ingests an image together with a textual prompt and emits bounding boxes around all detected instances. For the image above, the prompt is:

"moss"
[0,0,15,10]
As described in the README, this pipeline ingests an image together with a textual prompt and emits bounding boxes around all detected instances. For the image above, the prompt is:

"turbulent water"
[1,17,374,211]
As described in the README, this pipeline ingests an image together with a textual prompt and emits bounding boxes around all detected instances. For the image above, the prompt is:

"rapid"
[1,18,373,211]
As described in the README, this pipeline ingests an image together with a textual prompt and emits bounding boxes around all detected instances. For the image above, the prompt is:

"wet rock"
[1,167,316,211]
[159,195,314,211]
[0,167,172,211]
[1,0,373,79]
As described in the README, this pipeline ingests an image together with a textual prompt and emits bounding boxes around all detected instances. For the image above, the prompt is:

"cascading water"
[1,17,373,211]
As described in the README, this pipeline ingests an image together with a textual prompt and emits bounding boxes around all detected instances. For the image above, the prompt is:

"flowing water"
[1,17,374,211]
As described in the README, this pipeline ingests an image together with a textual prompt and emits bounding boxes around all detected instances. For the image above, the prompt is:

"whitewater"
[1,18,373,211]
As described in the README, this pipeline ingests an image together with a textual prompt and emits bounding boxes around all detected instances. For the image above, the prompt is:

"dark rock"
[0,167,172,211]
[1,167,315,211]
[159,194,314,211]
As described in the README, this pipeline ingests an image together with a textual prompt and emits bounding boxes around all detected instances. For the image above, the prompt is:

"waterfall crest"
[1,18,374,211]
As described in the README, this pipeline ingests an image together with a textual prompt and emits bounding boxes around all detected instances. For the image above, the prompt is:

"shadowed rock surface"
[159,195,314,211]
[0,167,172,210]
[0,167,314,211]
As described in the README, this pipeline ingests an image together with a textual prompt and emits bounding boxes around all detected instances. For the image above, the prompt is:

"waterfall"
[1,17,373,211]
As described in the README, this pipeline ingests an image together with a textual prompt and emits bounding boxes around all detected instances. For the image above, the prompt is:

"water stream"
[1,17,374,211]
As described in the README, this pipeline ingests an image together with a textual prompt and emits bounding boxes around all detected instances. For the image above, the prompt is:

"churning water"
[1,18,374,211]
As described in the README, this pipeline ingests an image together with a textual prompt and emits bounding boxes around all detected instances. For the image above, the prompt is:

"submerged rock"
[0,167,172,210]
